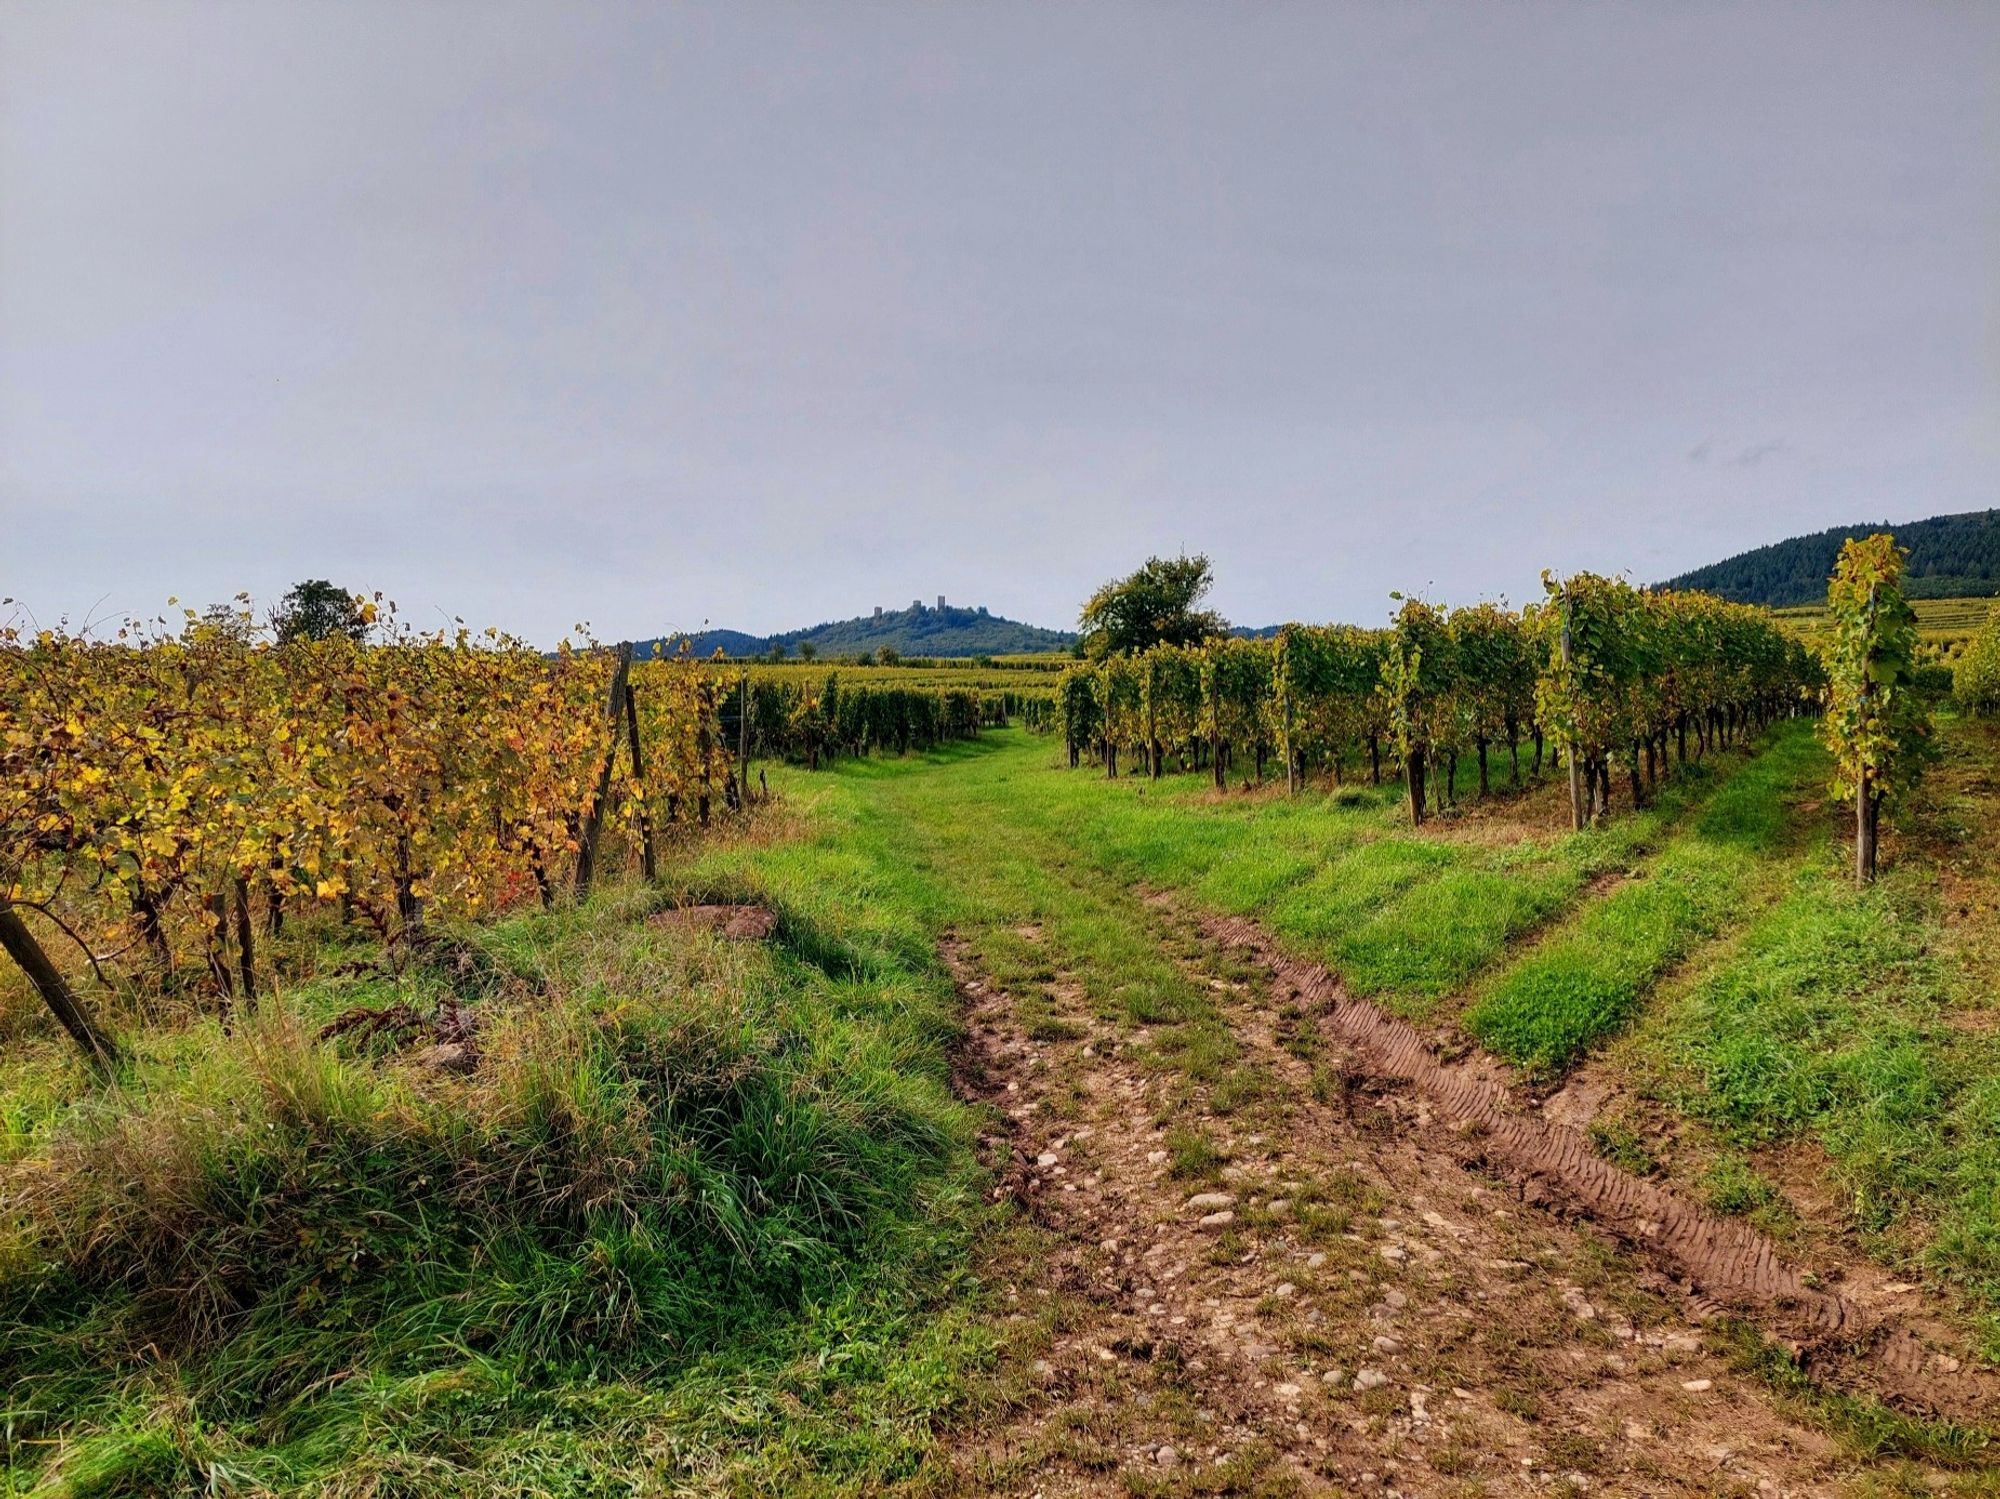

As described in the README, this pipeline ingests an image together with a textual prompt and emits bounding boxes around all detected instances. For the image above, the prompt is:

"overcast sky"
[4,2,1996,644]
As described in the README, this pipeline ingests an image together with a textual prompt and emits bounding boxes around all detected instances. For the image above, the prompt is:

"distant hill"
[637,603,1076,661]
[647,627,765,658]
[1662,508,2000,607]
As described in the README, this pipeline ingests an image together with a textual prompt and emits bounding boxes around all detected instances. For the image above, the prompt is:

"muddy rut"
[1200,909,1996,1421]
[934,907,1989,1496]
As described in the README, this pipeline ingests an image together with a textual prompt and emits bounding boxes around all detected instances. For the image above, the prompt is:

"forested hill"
[637,603,1076,660]
[1661,508,1999,606]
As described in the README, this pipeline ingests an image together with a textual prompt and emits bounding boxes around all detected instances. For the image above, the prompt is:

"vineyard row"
[0,628,1034,1045]
[1053,574,1824,828]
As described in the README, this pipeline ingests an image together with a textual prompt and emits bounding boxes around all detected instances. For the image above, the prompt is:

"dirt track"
[1199,910,1996,1424]
[935,899,1995,1497]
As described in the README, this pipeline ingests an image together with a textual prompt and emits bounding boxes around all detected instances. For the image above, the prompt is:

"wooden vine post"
[233,876,256,1001]
[737,673,750,803]
[0,904,120,1071]
[623,672,657,881]
[575,640,634,897]
[697,677,714,824]
[1207,655,1225,790]
[1854,651,1876,883]
[1560,585,1585,832]
[1278,630,1297,797]
[205,890,235,999]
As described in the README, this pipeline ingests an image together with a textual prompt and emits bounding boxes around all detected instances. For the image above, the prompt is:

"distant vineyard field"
[700,651,1071,673]
[1772,593,1995,651]
[716,660,1063,694]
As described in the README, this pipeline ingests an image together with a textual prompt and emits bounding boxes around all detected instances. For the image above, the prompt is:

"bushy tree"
[269,580,372,644]
[1822,534,1933,883]
[1078,555,1226,661]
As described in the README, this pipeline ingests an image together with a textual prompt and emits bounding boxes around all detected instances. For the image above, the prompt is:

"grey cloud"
[2,2,1995,641]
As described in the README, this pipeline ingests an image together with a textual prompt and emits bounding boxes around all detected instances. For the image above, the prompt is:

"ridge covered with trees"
[1661,508,1999,606]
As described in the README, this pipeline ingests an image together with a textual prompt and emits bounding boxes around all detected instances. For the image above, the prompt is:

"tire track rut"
[1198,909,1997,1421]
[938,917,1899,1495]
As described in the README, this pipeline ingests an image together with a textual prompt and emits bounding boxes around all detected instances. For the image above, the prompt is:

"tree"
[796,641,818,662]
[1822,535,1933,884]
[1078,554,1226,661]
[270,580,372,644]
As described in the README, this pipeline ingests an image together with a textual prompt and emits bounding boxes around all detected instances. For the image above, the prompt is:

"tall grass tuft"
[0,878,978,1493]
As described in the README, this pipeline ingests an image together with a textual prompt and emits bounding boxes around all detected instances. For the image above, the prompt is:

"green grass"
[743,727,1776,1024]
[685,724,1808,1109]
[1462,722,1826,1077]
[1165,1123,1228,1182]
[1649,862,2000,1351]
[1584,718,2000,1360]
[0,882,991,1496]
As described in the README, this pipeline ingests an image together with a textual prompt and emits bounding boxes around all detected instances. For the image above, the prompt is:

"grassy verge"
[807,727,1779,1019]
[1597,717,2000,1359]
[1652,870,2000,1355]
[1462,721,1827,1077]
[687,744,1251,1109]
[0,878,988,1496]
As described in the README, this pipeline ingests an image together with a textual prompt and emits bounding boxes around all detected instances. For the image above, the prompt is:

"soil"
[650,903,779,940]
[1201,911,1996,1422]
[934,904,1990,1497]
